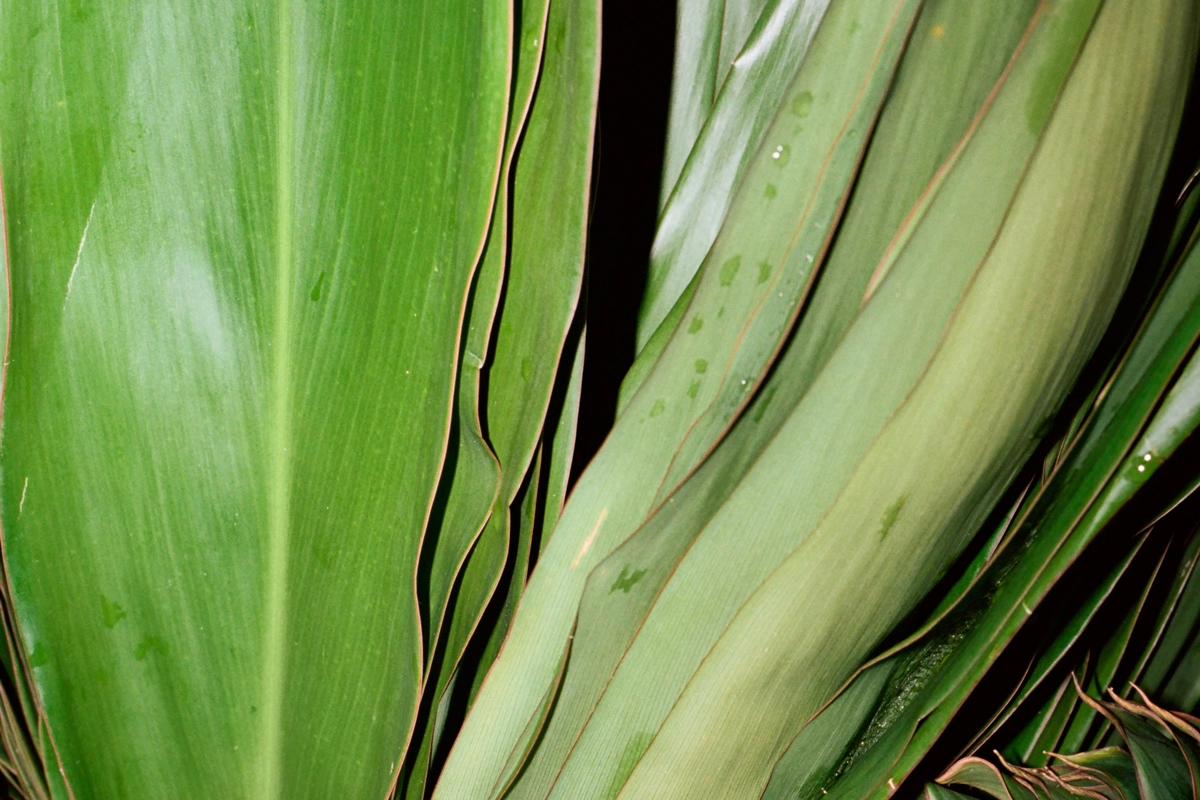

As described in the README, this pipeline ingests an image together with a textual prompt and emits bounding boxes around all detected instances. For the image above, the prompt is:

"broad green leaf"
[486,0,596,507]
[446,0,600,673]
[652,0,1041,500]
[533,0,1137,794]
[640,0,833,349]
[615,269,697,415]
[801,56,1200,794]
[434,4,924,795]
[632,0,1019,416]
[0,2,509,798]
[404,445,545,800]
[640,0,924,508]
[620,0,1040,464]
[712,0,775,91]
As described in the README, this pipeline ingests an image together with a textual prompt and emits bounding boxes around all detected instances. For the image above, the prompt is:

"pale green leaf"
[640,0,833,349]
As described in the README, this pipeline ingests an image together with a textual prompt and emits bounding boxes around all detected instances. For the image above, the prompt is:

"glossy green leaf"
[659,0,723,212]
[652,0,1040,500]
[1050,531,1200,757]
[659,0,773,210]
[1030,544,1175,760]
[1158,634,1200,716]
[1143,533,1200,716]
[640,0,833,349]
[761,661,896,800]
[447,0,599,676]
[0,2,510,798]
[621,0,1019,420]
[620,0,1041,502]
[486,0,596,510]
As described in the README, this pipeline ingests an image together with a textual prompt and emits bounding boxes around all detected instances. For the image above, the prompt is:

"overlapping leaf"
[762,119,1200,800]
[437,1,1199,798]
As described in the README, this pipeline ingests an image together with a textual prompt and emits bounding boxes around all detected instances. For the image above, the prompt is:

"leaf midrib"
[262,1,294,796]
